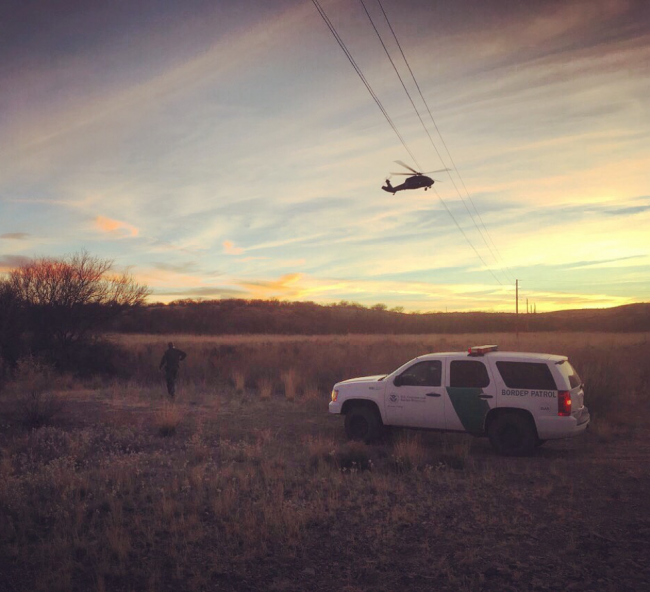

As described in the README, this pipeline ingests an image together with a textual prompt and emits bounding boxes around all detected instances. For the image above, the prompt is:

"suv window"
[398,361,441,387]
[557,361,582,389]
[496,361,556,390]
[450,360,490,388]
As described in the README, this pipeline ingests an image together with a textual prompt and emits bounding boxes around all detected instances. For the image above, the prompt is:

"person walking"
[159,342,187,399]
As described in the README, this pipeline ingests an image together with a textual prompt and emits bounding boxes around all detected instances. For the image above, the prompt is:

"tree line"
[110,298,650,335]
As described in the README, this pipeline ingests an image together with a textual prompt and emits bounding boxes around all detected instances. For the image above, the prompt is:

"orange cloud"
[223,240,244,255]
[95,216,139,238]
[239,273,304,298]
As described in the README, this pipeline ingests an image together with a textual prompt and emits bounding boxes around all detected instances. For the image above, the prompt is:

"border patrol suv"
[329,345,590,456]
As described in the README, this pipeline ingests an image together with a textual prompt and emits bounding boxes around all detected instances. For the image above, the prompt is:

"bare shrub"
[281,368,298,401]
[155,403,182,436]
[8,250,149,350]
[231,369,246,393]
[392,434,426,472]
[10,356,63,428]
[257,376,274,400]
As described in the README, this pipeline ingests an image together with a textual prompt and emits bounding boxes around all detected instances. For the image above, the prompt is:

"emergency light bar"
[468,345,499,356]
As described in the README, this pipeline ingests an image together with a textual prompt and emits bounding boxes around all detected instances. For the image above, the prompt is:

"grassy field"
[1,333,649,591]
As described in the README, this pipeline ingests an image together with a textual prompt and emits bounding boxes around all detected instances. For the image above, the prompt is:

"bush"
[57,338,130,378]
[10,357,63,428]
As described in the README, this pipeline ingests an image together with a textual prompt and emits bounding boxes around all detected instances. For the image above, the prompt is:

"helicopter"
[382,160,450,194]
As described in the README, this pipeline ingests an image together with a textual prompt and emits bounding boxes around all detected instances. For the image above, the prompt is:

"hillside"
[110,300,650,334]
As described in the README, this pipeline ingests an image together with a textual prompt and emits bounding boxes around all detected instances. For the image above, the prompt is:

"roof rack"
[468,345,499,357]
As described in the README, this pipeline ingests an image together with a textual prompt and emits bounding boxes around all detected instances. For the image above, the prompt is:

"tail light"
[558,390,572,416]
[331,389,339,402]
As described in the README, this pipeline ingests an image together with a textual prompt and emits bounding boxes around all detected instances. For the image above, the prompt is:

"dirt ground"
[1,383,648,592]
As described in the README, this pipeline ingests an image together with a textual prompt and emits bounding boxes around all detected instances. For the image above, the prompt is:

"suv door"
[384,359,446,429]
[444,357,496,433]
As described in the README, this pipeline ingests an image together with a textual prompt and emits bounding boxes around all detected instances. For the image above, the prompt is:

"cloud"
[238,273,304,298]
[151,287,248,300]
[0,254,32,272]
[223,240,244,255]
[95,215,139,238]
[153,261,199,274]
[0,232,30,240]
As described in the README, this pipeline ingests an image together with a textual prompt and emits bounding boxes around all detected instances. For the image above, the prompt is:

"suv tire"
[488,412,537,456]
[345,406,382,443]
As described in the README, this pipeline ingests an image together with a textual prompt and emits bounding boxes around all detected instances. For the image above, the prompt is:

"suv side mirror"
[394,375,403,387]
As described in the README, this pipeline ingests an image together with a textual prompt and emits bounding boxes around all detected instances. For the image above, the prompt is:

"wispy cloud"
[223,240,244,255]
[239,273,304,299]
[151,286,247,300]
[0,232,30,240]
[0,254,31,272]
[95,216,139,238]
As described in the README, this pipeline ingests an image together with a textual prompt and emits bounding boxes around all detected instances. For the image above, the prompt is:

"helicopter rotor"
[393,160,452,176]
[394,160,419,174]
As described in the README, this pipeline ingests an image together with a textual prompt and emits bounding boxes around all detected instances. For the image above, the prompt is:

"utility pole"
[515,279,519,338]
[526,298,529,314]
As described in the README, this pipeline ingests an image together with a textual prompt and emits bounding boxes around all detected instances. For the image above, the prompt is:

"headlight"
[331,389,339,402]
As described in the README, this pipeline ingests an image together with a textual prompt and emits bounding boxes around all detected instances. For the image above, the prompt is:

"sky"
[1,0,648,312]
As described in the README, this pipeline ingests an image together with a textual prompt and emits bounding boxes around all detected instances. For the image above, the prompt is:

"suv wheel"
[345,406,382,443]
[488,412,537,456]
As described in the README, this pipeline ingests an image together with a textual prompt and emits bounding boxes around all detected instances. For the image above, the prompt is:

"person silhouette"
[159,342,187,398]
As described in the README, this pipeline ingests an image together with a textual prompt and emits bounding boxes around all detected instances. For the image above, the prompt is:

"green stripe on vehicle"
[446,387,491,433]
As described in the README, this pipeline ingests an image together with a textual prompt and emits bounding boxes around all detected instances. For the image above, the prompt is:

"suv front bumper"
[329,401,342,414]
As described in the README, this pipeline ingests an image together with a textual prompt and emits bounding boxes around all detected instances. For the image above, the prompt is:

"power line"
[311,0,502,287]
[374,0,515,284]
[311,0,422,169]
[358,0,507,285]
[433,188,504,286]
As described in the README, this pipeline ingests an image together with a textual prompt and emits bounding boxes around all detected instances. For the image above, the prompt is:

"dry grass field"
[1,333,649,591]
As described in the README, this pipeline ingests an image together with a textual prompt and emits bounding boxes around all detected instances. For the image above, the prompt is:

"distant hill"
[110,299,650,334]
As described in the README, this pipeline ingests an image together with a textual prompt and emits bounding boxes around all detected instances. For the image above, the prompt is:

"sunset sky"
[1,0,648,312]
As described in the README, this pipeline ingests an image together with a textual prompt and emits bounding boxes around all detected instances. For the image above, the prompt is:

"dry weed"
[155,403,182,436]
[392,433,426,472]
[257,376,274,400]
[302,382,320,401]
[281,368,298,401]
[231,369,246,393]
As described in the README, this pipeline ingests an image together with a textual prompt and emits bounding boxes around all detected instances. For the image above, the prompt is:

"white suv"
[329,345,590,456]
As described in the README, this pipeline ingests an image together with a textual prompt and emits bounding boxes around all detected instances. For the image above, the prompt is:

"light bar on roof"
[468,345,499,356]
